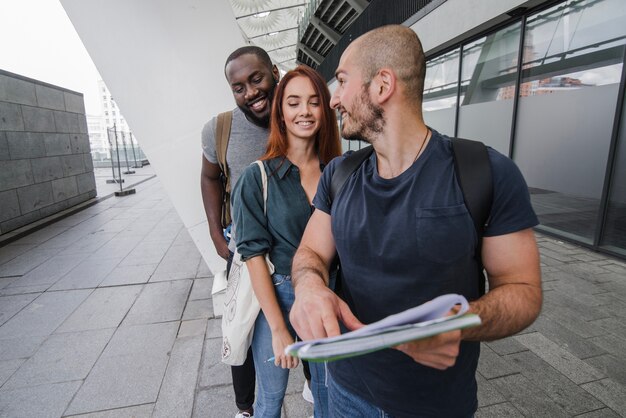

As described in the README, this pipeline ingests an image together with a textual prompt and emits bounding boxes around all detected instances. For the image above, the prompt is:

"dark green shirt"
[231,157,321,275]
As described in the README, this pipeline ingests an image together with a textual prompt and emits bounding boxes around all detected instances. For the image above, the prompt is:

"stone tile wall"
[0,69,96,235]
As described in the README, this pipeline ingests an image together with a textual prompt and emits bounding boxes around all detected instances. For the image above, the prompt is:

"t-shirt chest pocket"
[415,204,476,264]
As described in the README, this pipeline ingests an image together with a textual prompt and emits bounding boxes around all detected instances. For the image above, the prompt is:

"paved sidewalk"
[0,175,625,417]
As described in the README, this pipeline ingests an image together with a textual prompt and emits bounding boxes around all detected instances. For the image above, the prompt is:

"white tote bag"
[221,161,274,366]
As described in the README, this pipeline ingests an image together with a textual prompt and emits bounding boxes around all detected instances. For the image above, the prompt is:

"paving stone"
[587,333,626,358]
[55,285,142,332]
[506,350,604,415]
[50,256,121,291]
[476,371,508,406]
[122,279,191,326]
[0,380,81,418]
[205,318,222,339]
[475,402,524,417]
[514,332,605,384]
[0,101,25,131]
[5,131,46,159]
[196,258,212,278]
[10,253,88,288]
[90,235,143,260]
[0,293,39,326]
[0,285,46,297]
[485,338,528,356]
[198,337,231,388]
[585,354,626,386]
[152,335,204,418]
[590,317,626,339]
[2,328,114,390]
[540,304,607,339]
[488,374,569,417]
[65,322,177,415]
[35,84,65,111]
[99,263,157,286]
[178,319,207,338]
[283,390,314,418]
[189,278,212,300]
[581,378,626,416]
[57,231,117,256]
[0,244,37,266]
[21,105,55,132]
[67,404,155,417]
[477,344,520,380]
[0,358,24,386]
[118,239,171,266]
[530,315,607,359]
[182,299,212,321]
[150,244,201,282]
[0,189,20,223]
[0,289,91,339]
[0,159,33,190]
[575,407,622,418]
[0,335,46,361]
[193,384,236,418]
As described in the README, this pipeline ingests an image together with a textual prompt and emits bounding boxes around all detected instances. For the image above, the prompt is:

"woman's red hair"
[262,65,341,165]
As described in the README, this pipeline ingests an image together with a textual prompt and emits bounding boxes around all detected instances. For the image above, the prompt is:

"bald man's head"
[349,25,425,106]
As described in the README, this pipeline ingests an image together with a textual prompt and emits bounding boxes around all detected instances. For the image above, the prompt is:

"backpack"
[215,111,233,229]
[329,137,493,296]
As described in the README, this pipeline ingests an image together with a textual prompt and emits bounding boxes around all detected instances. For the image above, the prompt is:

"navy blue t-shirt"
[312,131,538,417]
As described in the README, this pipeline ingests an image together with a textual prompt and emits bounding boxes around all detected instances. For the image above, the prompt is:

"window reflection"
[423,48,459,136]
[514,0,626,243]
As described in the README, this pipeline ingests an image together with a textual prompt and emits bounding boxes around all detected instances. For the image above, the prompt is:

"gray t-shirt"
[201,106,269,251]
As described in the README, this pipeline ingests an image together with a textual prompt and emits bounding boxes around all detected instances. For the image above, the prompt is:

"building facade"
[323,0,626,259]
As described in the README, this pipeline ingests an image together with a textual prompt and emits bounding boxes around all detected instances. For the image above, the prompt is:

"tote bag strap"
[254,160,268,215]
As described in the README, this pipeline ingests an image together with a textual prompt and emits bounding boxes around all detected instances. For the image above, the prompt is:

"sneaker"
[302,380,314,404]
[235,411,252,418]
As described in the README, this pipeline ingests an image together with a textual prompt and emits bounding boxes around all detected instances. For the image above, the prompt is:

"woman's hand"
[271,327,299,369]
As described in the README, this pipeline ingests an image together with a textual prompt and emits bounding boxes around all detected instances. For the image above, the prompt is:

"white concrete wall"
[60,0,245,274]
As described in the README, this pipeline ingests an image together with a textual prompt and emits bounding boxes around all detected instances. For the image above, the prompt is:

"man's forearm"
[200,175,225,240]
[292,246,329,288]
[463,282,542,341]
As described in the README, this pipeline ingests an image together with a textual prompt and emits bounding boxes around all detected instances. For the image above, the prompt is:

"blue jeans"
[251,273,329,418]
[328,372,393,418]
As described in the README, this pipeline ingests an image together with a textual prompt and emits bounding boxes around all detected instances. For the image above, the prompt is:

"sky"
[0,0,103,115]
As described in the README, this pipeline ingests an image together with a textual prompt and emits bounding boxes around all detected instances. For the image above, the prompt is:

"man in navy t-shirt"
[289,25,542,417]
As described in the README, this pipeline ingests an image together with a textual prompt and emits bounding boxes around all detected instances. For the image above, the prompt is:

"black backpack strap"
[329,146,374,205]
[451,137,493,296]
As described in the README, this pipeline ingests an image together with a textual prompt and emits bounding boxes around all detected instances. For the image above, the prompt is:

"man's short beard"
[342,86,385,143]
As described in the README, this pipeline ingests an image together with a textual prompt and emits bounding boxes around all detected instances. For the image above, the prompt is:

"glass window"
[601,90,626,255]
[513,0,626,243]
[423,48,460,136]
[457,23,521,154]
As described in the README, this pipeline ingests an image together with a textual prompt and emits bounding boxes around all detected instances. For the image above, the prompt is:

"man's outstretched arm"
[290,209,362,340]
[464,227,542,341]
[200,156,229,260]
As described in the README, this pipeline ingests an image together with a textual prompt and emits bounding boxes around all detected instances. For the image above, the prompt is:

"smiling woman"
[230,65,341,417]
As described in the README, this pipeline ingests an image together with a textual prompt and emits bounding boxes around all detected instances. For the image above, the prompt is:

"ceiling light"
[253,11,270,18]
